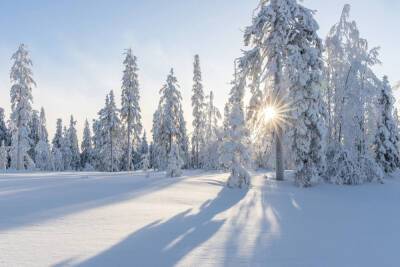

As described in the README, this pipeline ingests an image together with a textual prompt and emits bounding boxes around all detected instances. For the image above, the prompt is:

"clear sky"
[0,0,398,141]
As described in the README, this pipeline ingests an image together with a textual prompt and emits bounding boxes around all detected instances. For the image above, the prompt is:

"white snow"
[1,170,400,267]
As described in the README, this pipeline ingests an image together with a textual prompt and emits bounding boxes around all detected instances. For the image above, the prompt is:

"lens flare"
[263,106,277,122]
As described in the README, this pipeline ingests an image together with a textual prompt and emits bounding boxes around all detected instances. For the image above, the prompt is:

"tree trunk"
[276,126,284,181]
[110,130,114,172]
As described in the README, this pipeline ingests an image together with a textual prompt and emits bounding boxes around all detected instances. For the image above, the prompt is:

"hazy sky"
[0,0,398,141]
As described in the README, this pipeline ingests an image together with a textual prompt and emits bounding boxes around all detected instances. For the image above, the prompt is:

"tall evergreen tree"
[221,69,251,188]
[284,3,325,187]
[34,109,52,171]
[203,91,222,169]
[81,119,94,170]
[51,119,64,171]
[152,69,188,172]
[374,76,400,174]
[191,54,206,168]
[239,0,294,181]
[120,48,142,171]
[98,90,122,172]
[68,115,80,170]
[61,126,72,170]
[10,44,35,170]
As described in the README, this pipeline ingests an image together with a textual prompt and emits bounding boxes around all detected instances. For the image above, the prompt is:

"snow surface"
[1,170,400,267]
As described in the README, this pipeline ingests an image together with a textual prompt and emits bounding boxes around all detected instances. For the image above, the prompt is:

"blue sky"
[0,0,398,139]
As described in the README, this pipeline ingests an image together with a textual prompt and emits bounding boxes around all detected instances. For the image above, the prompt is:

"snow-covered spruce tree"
[10,44,35,170]
[374,76,400,174]
[324,4,383,184]
[239,0,296,181]
[140,152,150,177]
[0,141,7,171]
[221,70,251,188]
[0,108,10,146]
[120,48,142,171]
[152,69,188,173]
[239,0,325,186]
[80,119,94,170]
[139,131,149,156]
[284,3,326,187]
[166,143,183,177]
[203,91,222,169]
[67,116,80,170]
[97,90,122,172]
[51,118,64,171]
[151,106,165,170]
[191,55,206,168]
[34,107,52,171]
[28,109,40,160]
[61,126,72,170]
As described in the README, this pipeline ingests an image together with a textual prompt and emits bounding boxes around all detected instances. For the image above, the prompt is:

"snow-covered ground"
[1,170,400,267]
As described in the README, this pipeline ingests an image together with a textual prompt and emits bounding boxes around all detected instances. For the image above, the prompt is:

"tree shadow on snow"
[76,186,248,267]
[0,171,206,231]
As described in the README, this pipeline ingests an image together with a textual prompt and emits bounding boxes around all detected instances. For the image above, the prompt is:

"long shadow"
[0,171,217,231]
[76,186,248,267]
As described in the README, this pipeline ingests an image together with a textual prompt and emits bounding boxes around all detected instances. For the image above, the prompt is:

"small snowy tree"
[51,119,64,171]
[81,119,94,170]
[10,44,35,170]
[166,143,183,177]
[203,91,222,170]
[52,147,63,171]
[120,48,142,171]
[0,141,7,171]
[374,76,400,174]
[61,126,72,170]
[34,107,52,171]
[68,115,80,170]
[191,55,206,168]
[141,152,150,177]
[221,70,251,188]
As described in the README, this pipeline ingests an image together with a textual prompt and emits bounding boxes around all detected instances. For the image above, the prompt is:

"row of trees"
[233,1,400,187]
[1,1,399,189]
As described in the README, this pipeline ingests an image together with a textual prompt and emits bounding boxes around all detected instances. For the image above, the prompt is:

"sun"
[263,106,277,122]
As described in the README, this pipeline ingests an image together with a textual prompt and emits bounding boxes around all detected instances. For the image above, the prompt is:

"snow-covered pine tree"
[139,131,149,156]
[98,90,122,172]
[374,76,400,174]
[191,54,206,168]
[51,119,64,171]
[0,108,10,146]
[0,141,7,171]
[68,115,80,170]
[324,4,383,184]
[140,152,150,177]
[39,108,48,143]
[10,44,35,170]
[239,0,296,181]
[153,69,188,172]
[29,110,40,159]
[61,126,72,170]
[81,119,94,170]
[120,48,142,171]
[203,91,222,169]
[166,143,183,177]
[151,106,165,170]
[34,107,52,171]
[284,1,326,187]
[221,67,251,188]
